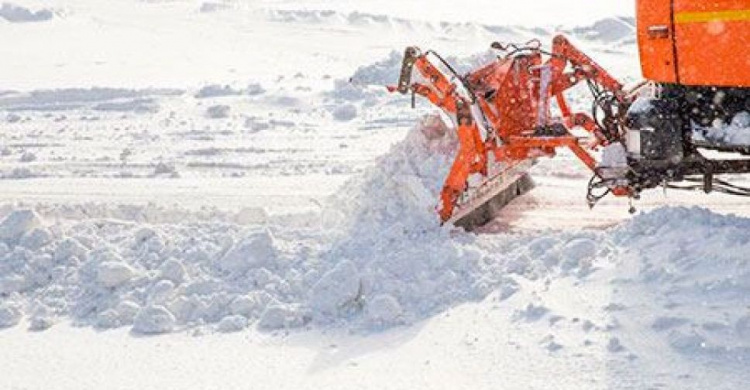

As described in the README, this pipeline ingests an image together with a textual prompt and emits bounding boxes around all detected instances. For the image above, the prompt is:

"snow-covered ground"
[1,0,749,389]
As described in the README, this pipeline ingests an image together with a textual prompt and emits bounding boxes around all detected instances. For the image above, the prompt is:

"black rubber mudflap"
[453,174,535,232]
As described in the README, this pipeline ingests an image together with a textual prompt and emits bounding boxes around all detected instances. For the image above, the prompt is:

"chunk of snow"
[96,309,122,329]
[0,209,43,242]
[115,300,141,324]
[133,306,176,334]
[158,258,187,284]
[0,303,22,328]
[97,262,137,288]
[19,228,52,250]
[310,260,362,319]
[258,303,310,330]
[217,315,248,333]
[217,229,278,275]
[230,292,271,317]
[149,279,176,304]
[365,294,403,326]
[54,238,88,262]
[0,3,53,23]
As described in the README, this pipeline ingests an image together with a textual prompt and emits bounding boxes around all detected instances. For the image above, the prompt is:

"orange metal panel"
[637,0,678,83]
[673,0,750,87]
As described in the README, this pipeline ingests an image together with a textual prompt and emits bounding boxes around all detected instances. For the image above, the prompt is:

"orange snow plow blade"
[389,37,633,230]
[448,162,535,230]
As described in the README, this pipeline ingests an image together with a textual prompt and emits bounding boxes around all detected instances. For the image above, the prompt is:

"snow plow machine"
[389,0,750,231]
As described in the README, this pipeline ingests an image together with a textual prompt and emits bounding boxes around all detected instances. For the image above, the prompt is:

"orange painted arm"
[548,35,625,100]
[388,48,489,223]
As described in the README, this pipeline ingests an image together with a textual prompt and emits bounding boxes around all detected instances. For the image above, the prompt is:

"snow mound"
[216,229,278,276]
[0,3,53,23]
[97,262,137,288]
[133,306,176,334]
[0,117,606,334]
[313,116,608,328]
[309,260,362,318]
[1,117,749,348]
[348,51,403,87]
[323,113,457,233]
[337,50,496,103]
[569,17,635,43]
[612,207,750,360]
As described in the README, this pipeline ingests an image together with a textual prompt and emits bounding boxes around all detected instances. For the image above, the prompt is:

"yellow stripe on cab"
[675,9,750,24]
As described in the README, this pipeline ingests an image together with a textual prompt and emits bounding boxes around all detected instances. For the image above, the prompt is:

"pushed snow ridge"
[0,116,749,370]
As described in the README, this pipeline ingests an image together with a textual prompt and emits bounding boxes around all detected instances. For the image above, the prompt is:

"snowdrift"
[0,116,748,372]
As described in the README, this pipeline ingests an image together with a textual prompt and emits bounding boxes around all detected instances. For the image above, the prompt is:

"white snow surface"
[2,123,750,388]
[1,0,749,389]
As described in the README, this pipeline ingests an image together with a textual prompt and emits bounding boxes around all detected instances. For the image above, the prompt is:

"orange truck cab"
[636,0,749,125]
[621,1,749,194]
[638,0,749,87]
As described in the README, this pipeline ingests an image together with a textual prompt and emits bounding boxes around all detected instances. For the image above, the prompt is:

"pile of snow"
[348,51,403,88]
[324,113,457,233]
[695,112,750,145]
[1,115,750,359]
[0,208,292,334]
[346,50,495,91]
[568,17,635,43]
[0,118,598,334]
[195,84,264,99]
[0,3,53,23]
[335,50,495,103]
[609,207,750,363]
